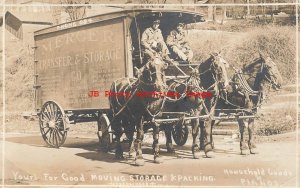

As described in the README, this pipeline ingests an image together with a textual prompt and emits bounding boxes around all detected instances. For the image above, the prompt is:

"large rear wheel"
[39,101,69,148]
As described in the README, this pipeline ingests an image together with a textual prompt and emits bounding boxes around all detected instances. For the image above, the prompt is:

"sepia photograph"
[1,0,299,187]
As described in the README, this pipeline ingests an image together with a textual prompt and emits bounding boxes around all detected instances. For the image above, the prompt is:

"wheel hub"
[47,120,56,128]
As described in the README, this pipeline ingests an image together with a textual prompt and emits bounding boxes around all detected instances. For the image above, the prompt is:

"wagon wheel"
[172,124,189,146]
[39,101,69,148]
[97,114,112,152]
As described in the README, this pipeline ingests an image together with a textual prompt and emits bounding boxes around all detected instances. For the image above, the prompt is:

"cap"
[178,22,185,27]
[153,19,160,24]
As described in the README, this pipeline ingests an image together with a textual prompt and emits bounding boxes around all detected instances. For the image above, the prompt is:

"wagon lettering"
[78,18,92,26]
[55,35,63,48]
[39,48,121,70]
[40,30,117,53]
[103,30,114,43]
[83,48,121,64]
[39,55,75,70]
[65,33,75,44]
[56,22,77,30]
[56,18,93,31]
[71,71,81,81]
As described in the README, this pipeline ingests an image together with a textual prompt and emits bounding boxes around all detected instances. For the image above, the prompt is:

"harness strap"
[236,73,259,96]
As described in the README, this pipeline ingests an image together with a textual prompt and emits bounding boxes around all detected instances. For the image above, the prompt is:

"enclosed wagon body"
[33,8,205,147]
[34,11,130,112]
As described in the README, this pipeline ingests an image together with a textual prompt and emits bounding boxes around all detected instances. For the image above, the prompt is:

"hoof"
[193,151,201,159]
[167,147,176,154]
[241,149,250,155]
[250,148,259,154]
[128,152,136,159]
[199,145,205,151]
[154,156,163,164]
[128,149,136,158]
[135,158,145,166]
[115,155,124,160]
[205,151,215,158]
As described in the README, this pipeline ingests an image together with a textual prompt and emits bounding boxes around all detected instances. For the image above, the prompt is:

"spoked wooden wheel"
[172,124,189,146]
[39,101,68,148]
[97,114,112,152]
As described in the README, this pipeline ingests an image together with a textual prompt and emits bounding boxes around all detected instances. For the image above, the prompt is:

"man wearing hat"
[166,22,193,63]
[141,19,171,63]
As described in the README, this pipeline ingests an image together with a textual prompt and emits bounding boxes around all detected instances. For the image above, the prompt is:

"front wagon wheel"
[39,101,68,148]
[172,124,189,146]
[97,114,112,152]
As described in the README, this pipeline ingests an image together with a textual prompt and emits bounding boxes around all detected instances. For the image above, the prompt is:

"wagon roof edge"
[33,7,205,36]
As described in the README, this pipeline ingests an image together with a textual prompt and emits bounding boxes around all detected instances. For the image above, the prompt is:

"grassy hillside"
[188,25,296,84]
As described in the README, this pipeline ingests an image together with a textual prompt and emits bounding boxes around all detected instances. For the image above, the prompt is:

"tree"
[60,0,90,21]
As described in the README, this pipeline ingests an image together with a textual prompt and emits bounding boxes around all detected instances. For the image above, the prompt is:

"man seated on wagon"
[141,18,173,64]
[166,22,193,64]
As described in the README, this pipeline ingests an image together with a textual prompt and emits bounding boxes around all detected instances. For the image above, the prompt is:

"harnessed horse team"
[109,52,283,166]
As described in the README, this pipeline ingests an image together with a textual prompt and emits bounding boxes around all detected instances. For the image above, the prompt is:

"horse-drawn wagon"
[33,8,209,149]
[34,6,282,162]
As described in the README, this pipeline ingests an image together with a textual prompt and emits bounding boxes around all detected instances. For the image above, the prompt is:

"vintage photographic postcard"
[1,0,299,187]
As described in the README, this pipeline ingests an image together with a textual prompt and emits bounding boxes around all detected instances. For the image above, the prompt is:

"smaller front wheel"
[172,124,189,146]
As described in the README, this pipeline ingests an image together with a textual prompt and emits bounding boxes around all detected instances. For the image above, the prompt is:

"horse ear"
[145,63,150,69]
[258,51,264,60]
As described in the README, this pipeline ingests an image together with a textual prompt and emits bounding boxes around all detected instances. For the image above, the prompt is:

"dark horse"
[109,57,167,166]
[207,54,282,155]
[164,53,229,158]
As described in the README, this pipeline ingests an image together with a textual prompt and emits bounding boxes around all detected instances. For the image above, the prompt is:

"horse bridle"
[258,59,280,89]
[198,56,225,91]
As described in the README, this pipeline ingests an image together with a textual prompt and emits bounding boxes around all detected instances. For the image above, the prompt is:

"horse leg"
[135,117,145,166]
[238,119,249,155]
[199,121,205,150]
[111,117,124,159]
[153,123,163,163]
[210,111,221,150]
[248,118,258,154]
[203,118,215,158]
[164,125,175,154]
[126,127,136,158]
[115,130,124,159]
[191,110,201,159]
[210,120,217,149]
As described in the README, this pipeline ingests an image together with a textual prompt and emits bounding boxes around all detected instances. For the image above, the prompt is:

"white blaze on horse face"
[220,56,229,68]
[265,57,283,88]
[149,59,166,91]
[218,56,230,87]
[153,57,161,65]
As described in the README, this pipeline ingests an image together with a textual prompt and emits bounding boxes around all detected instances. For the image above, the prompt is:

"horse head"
[139,58,168,92]
[208,53,230,89]
[260,55,283,90]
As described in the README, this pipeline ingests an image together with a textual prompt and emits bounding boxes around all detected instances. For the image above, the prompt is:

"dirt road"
[2,131,298,187]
